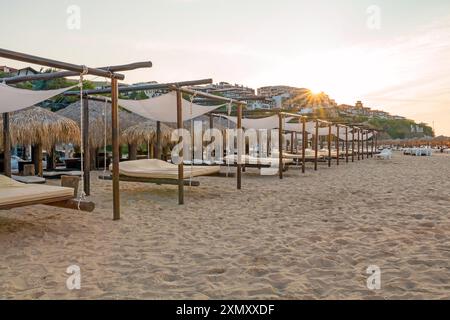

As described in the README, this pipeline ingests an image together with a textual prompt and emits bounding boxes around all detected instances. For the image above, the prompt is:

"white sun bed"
[223,155,294,166]
[0,175,76,210]
[110,159,221,180]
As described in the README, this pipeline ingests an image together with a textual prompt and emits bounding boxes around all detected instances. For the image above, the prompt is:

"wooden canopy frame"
[0,48,152,216]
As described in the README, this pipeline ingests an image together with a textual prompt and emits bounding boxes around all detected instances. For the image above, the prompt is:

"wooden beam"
[66,79,213,96]
[82,97,90,196]
[3,61,152,84]
[176,89,184,205]
[2,113,11,178]
[111,78,120,220]
[0,48,125,80]
[357,129,361,161]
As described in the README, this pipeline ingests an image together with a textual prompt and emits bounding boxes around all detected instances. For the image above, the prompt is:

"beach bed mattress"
[0,175,74,208]
[110,159,220,179]
[223,155,294,165]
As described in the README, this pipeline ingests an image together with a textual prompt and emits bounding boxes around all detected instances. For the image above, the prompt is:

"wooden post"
[176,89,184,204]
[32,144,43,177]
[111,78,120,220]
[361,131,365,160]
[2,113,11,178]
[237,103,242,190]
[279,113,283,180]
[336,126,340,166]
[290,132,294,154]
[366,131,370,159]
[371,130,374,157]
[328,124,332,167]
[314,120,319,171]
[156,121,162,160]
[375,132,378,153]
[128,143,137,160]
[357,129,360,161]
[351,128,355,162]
[82,96,90,196]
[345,127,349,163]
[302,117,306,174]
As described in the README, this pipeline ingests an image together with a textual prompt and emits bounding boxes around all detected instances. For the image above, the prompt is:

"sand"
[0,153,449,300]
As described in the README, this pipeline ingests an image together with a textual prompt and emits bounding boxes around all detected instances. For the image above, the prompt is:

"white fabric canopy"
[118,91,225,123]
[0,83,75,113]
[223,115,293,130]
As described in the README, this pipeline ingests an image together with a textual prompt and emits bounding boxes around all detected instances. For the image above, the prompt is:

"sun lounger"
[102,159,221,186]
[12,175,46,184]
[375,149,392,160]
[0,175,94,211]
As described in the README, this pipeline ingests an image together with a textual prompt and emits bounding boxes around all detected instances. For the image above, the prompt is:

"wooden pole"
[328,124,332,167]
[2,113,11,178]
[33,144,43,177]
[279,113,283,180]
[345,127,349,163]
[290,132,294,154]
[357,129,361,161]
[111,78,120,220]
[237,104,243,190]
[371,131,374,157]
[314,120,319,171]
[336,126,340,166]
[352,128,355,162]
[0,48,125,80]
[82,96,90,196]
[156,121,162,160]
[366,131,370,159]
[302,118,306,174]
[176,89,184,204]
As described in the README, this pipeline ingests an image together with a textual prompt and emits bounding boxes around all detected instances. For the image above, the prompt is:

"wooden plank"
[351,129,355,162]
[0,195,74,211]
[345,127,349,163]
[336,126,340,166]
[99,174,201,186]
[48,199,95,212]
[111,78,120,220]
[2,113,11,177]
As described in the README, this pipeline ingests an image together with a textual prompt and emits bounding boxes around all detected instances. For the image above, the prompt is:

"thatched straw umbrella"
[121,121,172,158]
[57,99,148,166]
[0,106,80,176]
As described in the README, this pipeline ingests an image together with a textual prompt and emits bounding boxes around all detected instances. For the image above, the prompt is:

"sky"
[1,0,449,135]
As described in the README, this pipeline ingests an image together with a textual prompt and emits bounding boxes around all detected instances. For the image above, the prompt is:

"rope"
[78,66,89,210]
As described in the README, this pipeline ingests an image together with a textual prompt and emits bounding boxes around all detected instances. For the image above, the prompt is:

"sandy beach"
[0,153,449,300]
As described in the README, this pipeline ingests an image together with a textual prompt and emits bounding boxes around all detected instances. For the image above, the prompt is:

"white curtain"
[0,83,75,113]
[118,91,225,123]
[223,115,294,130]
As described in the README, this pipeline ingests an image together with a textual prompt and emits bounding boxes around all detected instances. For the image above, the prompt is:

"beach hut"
[0,106,80,176]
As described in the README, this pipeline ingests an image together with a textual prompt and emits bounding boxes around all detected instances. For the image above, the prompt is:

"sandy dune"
[0,153,449,299]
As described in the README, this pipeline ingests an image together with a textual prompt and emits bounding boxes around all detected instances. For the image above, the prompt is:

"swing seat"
[0,175,95,212]
[109,159,221,180]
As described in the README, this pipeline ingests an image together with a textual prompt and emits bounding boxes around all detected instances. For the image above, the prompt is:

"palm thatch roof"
[0,106,80,150]
[121,121,172,145]
[57,99,148,149]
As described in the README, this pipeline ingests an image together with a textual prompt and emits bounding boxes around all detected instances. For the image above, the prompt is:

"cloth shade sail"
[0,83,76,113]
[223,115,293,130]
[118,91,225,123]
